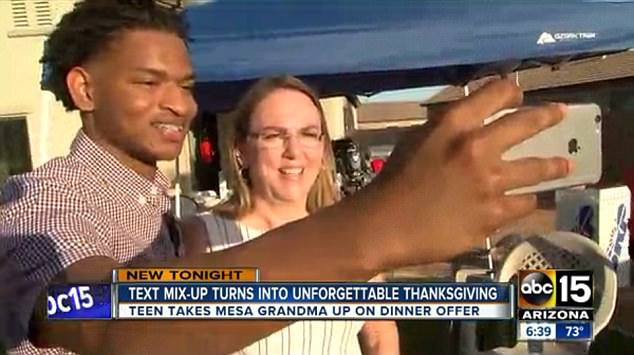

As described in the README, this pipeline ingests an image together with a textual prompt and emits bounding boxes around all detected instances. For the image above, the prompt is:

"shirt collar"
[69,129,171,194]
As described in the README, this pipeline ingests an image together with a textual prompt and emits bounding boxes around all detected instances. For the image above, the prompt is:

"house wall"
[0,0,79,169]
[321,96,350,140]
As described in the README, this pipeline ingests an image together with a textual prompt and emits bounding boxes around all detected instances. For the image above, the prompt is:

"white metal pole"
[515,71,520,86]
[175,157,181,219]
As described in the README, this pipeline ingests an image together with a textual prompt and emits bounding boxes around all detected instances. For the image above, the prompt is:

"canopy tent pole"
[510,71,520,86]
[501,71,520,86]
[174,157,181,219]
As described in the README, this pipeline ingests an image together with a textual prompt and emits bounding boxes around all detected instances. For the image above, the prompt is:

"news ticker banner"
[47,266,597,342]
[115,282,512,320]
[47,268,514,321]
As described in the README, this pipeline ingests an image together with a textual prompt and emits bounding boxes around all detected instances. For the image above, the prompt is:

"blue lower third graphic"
[47,284,112,319]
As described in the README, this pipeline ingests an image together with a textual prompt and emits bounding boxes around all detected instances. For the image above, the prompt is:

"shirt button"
[138,195,147,205]
[150,186,159,195]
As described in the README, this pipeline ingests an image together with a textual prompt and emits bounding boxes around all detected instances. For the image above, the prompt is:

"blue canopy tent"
[185,0,634,113]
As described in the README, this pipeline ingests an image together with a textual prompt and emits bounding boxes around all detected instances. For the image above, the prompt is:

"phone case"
[487,103,602,195]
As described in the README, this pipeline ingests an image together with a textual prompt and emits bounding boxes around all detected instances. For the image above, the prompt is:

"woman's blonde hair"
[214,75,340,218]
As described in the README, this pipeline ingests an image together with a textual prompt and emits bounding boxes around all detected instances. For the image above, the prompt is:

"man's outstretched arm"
[27,188,403,355]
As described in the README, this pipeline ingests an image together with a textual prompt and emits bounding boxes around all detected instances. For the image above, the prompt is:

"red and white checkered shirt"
[0,130,175,354]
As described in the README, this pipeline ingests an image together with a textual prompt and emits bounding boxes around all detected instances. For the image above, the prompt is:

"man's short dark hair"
[40,0,189,111]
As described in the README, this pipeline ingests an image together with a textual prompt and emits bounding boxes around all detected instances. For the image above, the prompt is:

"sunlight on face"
[88,29,197,163]
[241,88,325,205]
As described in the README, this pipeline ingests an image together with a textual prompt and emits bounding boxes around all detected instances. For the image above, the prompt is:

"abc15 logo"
[518,270,593,308]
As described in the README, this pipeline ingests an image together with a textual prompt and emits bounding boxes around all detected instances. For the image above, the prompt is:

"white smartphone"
[484,103,602,195]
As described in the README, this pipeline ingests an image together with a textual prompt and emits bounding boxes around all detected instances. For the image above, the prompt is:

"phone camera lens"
[568,138,581,155]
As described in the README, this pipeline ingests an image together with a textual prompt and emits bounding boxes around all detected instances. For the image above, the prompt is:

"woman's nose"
[282,135,301,158]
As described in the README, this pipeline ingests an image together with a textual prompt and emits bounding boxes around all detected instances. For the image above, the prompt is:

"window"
[0,117,32,187]
[610,89,634,113]
[8,0,53,37]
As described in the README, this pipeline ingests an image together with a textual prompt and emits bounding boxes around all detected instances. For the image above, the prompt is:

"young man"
[0,1,571,354]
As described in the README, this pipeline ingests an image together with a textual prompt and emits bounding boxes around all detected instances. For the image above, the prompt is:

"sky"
[356,86,447,103]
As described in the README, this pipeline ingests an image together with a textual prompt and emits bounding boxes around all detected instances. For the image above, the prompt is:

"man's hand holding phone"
[363,79,572,268]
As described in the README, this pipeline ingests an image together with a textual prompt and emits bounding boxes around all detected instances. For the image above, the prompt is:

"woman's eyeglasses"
[247,130,324,149]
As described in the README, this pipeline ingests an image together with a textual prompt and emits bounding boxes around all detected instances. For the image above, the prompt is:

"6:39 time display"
[525,324,552,337]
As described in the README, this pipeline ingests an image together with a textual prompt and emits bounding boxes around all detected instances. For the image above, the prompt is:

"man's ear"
[66,66,95,112]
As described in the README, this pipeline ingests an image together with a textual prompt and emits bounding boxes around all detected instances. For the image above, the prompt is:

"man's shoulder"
[1,156,87,203]
[0,156,93,225]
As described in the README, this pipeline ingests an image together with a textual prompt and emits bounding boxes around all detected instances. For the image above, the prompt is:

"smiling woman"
[212,75,339,218]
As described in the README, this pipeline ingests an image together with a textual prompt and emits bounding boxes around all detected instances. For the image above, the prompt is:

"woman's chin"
[273,190,309,204]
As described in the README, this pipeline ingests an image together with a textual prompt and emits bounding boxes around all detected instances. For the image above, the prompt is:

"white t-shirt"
[198,211,366,355]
